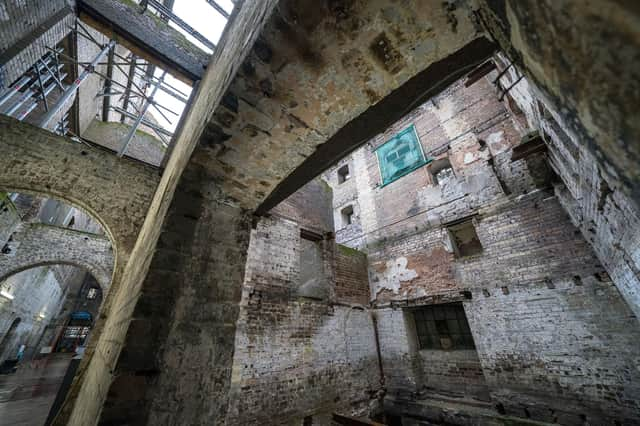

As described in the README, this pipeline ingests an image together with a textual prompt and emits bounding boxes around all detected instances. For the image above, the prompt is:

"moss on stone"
[338,244,364,257]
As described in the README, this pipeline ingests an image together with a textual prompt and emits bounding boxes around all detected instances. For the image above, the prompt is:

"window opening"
[337,164,350,183]
[447,218,483,258]
[341,205,354,226]
[413,303,475,350]
[86,288,98,300]
[429,157,454,185]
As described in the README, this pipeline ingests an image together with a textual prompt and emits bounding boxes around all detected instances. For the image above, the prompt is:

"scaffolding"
[0,0,236,162]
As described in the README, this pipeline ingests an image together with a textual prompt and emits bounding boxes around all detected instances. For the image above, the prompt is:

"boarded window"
[298,230,326,299]
[413,303,475,350]
[341,205,354,226]
[375,125,428,186]
[447,218,483,257]
[337,164,350,183]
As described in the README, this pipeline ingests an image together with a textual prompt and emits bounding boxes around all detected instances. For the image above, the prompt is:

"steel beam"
[205,0,231,19]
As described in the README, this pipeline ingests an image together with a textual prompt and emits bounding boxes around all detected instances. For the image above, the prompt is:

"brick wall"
[224,181,381,424]
[0,0,71,90]
[492,58,640,322]
[324,74,640,424]
[335,244,370,305]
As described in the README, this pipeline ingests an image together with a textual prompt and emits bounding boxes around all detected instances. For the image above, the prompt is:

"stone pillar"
[100,163,252,425]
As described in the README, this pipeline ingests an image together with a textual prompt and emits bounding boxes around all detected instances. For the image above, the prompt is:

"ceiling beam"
[77,0,209,85]
[256,37,497,215]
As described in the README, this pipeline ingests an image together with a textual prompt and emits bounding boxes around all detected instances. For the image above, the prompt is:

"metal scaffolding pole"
[205,0,230,19]
[121,54,138,123]
[146,0,216,50]
[112,106,173,138]
[118,70,167,156]
[39,40,116,129]
[102,44,115,121]
[3,65,63,116]
[0,51,59,108]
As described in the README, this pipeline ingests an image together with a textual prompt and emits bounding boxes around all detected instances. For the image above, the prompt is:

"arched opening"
[0,263,108,425]
[0,317,22,372]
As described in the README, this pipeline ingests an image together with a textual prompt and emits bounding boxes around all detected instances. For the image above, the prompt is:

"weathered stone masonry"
[0,222,113,289]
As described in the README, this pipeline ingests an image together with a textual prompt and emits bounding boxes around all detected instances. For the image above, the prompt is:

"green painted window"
[375,125,429,186]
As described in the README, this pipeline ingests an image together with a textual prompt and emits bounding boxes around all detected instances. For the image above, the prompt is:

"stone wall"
[0,267,65,362]
[0,222,113,289]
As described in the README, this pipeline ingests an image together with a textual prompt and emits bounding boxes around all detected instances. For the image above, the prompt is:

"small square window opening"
[341,205,354,226]
[447,218,483,258]
[337,164,350,183]
[429,158,454,185]
[86,288,98,300]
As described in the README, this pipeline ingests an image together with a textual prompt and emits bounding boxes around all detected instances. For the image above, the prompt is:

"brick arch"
[0,223,113,290]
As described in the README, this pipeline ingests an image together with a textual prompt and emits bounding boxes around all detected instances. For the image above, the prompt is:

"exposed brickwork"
[492,60,640,322]
[61,2,279,423]
[335,244,371,305]
[325,74,640,425]
[225,183,380,424]
[0,0,71,89]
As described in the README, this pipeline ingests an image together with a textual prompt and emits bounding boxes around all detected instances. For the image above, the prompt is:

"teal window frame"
[375,125,430,187]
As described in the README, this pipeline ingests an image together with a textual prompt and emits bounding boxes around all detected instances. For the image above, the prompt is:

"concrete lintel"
[77,0,210,84]
[256,37,497,215]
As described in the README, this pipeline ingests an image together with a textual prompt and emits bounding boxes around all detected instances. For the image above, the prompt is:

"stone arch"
[0,116,160,263]
[0,222,113,291]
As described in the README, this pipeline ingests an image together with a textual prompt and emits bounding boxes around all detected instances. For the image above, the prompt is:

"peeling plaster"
[373,256,418,294]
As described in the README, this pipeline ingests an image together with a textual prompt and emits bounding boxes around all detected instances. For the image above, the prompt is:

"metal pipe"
[102,45,115,121]
[118,71,166,156]
[0,52,58,108]
[146,0,216,50]
[111,106,173,138]
[134,70,189,103]
[17,73,68,121]
[205,0,230,19]
[39,40,116,129]
[4,65,63,116]
[121,55,138,123]
[34,61,49,111]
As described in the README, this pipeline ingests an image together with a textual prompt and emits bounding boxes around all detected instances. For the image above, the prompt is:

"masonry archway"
[0,222,114,291]
[0,116,161,262]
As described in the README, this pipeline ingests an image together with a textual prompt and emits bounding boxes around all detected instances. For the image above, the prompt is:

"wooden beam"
[256,37,497,215]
